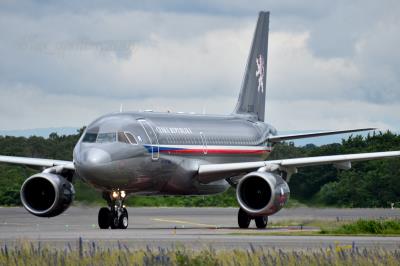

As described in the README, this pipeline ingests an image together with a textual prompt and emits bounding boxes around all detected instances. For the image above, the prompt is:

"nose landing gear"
[98,190,128,229]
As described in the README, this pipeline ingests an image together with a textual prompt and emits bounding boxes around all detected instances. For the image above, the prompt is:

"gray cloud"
[0,1,399,131]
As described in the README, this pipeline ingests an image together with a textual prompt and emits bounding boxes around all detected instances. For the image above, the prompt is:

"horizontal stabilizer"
[267,128,376,143]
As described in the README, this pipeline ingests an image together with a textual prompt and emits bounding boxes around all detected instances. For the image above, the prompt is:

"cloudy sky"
[0,0,399,132]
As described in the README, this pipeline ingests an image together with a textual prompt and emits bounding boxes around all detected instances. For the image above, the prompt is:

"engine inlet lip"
[20,174,60,216]
[236,173,275,215]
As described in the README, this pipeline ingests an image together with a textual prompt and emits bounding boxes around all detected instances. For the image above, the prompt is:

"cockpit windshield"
[82,132,116,143]
[82,132,98,143]
[82,131,137,144]
[96,132,117,143]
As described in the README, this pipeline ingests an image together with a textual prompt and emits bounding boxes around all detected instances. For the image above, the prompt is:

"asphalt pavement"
[0,207,399,250]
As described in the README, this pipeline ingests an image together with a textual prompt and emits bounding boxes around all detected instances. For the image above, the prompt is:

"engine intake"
[20,173,75,217]
[236,171,290,216]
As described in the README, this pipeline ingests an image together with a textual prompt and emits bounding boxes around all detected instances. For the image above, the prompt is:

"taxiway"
[0,207,399,250]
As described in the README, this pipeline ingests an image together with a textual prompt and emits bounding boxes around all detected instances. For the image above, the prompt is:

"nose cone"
[75,148,113,187]
[82,148,111,165]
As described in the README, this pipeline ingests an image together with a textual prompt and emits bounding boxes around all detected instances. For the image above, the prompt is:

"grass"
[73,180,239,207]
[231,219,400,237]
[0,240,399,266]
[73,180,307,208]
[321,219,400,235]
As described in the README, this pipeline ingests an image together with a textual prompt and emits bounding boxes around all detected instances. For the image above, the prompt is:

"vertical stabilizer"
[233,11,269,121]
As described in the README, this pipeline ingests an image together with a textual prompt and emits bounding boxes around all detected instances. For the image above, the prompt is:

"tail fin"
[233,11,269,121]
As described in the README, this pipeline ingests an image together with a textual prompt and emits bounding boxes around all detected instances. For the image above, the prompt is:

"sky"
[0,0,399,133]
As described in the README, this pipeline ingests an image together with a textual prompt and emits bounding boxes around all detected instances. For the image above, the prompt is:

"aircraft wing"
[0,155,74,170]
[267,128,375,143]
[198,151,400,184]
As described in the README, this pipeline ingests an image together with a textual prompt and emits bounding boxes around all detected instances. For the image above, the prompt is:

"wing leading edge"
[267,128,376,143]
[198,151,400,184]
[0,155,74,170]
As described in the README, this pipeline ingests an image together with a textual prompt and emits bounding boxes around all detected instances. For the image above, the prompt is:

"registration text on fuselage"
[156,127,193,135]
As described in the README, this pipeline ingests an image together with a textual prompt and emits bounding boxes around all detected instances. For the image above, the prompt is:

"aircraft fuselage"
[73,111,277,196]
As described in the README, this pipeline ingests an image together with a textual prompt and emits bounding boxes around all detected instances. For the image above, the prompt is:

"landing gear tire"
[118,208,129,229]
[98,207,111,229]
[110,212,119,229]
[255,216,268,229]
[238,208,251,229]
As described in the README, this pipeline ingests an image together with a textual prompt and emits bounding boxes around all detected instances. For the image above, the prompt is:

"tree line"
[0,129,399,207]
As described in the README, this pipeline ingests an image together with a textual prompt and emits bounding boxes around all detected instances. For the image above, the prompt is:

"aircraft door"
[138,119,160,160]
[200,132,208,155]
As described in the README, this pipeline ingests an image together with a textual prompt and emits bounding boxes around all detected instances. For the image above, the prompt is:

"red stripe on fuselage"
[160,149,271,154]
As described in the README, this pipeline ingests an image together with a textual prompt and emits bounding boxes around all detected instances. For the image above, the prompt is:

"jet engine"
[236,171,290,216]
[20,173,75,217]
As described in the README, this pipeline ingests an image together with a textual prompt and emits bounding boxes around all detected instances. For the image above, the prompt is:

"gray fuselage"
[73,111,277,196]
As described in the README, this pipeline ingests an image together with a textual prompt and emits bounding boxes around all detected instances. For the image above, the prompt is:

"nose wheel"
[98,190,129,229]
[98,207,111,229]
[118,208,129,229]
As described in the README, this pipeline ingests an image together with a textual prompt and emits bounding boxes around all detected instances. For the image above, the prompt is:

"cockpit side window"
[124,132,138,144]
[117,131,138,145]
[118,132,130,144]
[96,132,117,143]
[82,132,98,143]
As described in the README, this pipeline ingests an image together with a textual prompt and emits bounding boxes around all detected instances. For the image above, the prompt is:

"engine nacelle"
[20,173,75,217]
[236,171,290,216]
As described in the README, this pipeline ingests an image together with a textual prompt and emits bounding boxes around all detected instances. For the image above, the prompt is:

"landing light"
[120,190,126,198]
[112,191,119,199]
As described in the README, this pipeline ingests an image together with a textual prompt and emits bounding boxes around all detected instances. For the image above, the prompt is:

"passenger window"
[124,132,137,144]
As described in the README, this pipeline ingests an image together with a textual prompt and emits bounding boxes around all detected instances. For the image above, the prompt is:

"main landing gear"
[238,207,268,229]
[98,190,129,229]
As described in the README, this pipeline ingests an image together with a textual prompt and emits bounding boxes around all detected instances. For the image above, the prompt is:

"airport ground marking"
[151,218,217,228]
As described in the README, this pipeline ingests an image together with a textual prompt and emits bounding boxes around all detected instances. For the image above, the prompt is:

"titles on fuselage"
[156,127,193,135]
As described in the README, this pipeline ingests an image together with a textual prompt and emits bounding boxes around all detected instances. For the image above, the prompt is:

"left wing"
[198,151,400,183]
[0,155,74,170]
[267,128,375,143]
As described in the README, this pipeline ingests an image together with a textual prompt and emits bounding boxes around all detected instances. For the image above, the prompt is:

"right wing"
[0,155,74,170]
[198,151,400,184]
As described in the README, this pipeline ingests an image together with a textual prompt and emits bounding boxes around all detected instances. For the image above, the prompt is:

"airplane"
[1,11,399,230]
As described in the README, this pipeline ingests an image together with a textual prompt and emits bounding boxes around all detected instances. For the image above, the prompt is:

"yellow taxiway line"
[151,218,217,228]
